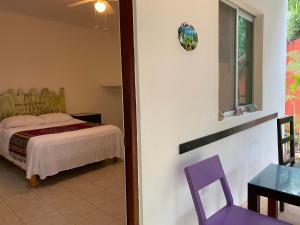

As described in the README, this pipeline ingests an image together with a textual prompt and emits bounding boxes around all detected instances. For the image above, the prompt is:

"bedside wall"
[0,12,123,131]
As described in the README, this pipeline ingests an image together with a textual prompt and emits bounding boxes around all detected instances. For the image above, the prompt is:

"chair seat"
[207,205,291,225]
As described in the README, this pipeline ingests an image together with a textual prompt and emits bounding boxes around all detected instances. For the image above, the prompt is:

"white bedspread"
[0,119,124,179]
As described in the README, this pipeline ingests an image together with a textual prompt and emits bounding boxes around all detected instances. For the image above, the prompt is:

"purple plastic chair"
[184,155,291,225]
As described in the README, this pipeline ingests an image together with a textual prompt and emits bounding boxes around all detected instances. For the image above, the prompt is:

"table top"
[249,164,300,197]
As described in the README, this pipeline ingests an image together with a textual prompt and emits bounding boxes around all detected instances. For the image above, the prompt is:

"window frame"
[219,0,256,118]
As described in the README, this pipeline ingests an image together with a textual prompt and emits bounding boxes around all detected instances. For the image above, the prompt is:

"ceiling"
[0,0,119,30]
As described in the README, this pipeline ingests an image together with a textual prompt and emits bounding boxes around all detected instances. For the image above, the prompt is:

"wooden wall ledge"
[179,113,278,154]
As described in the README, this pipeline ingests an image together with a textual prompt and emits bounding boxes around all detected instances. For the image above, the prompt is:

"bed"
[0,88,124,187]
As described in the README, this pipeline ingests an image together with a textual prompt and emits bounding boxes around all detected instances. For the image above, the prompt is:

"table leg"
[248,184,260,213]
[279,202,285,212]
[268,198,278,218]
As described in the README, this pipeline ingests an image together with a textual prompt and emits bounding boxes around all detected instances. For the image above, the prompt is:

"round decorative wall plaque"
[178,23,198,51]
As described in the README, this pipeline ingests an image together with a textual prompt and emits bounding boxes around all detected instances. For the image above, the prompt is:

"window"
[219,1,255,119]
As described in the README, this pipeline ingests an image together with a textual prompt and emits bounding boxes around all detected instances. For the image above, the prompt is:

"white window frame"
[220,0,256,118]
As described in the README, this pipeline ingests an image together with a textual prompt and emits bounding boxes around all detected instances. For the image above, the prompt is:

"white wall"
[0,12,123,130]
[134,0,287,224]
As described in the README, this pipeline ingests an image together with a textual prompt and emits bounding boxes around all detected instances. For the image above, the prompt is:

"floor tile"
[32,184,69,199]
[0,216,24,225]
[4,192,39,209]
[107,187,126,198]
[25,211,72,225]
[0,160,126,225]
[41,191,82,210]
[62,181,102,199]
[0,202,16,219]
[73,209,115,225]
[11,201,55,223]
[100,201,126,221]
[84,190,121,208]
[109,219,126,225]
[86,176,116,190]
[60,199,98,221]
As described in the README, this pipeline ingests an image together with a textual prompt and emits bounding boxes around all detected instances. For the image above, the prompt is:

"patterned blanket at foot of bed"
[9,122,103,163]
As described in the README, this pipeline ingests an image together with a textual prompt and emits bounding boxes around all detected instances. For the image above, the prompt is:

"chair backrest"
[277,116,295,166]
[184,155,233,225]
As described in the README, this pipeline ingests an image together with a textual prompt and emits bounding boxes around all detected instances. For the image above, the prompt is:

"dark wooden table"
[248,164,300,218]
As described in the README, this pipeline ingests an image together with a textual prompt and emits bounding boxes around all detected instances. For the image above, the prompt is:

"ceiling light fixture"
[95,1,106,13]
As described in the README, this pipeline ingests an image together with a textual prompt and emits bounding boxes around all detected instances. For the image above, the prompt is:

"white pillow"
[39,113,73,124]
[0,115,43,129]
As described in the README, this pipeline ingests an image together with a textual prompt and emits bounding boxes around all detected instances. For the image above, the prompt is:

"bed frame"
[0,88,65,187]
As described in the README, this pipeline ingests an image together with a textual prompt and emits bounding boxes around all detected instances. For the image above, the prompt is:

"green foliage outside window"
[289,0,300,14]
[287,51,300,93]
[288,0,300,95]
[288,0,300,42]
[288,12,300,42]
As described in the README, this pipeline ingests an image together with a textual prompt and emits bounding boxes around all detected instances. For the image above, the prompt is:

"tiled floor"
[2,156,299,225]
[0,157,126,225]
[242,197,300,225]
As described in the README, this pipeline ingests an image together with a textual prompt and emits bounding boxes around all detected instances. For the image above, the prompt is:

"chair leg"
[280,201,285,212]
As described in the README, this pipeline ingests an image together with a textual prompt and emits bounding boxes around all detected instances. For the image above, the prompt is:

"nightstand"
[71,113,101,124]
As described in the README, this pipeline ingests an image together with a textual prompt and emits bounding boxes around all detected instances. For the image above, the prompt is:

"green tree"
[288,12,300,42]
[288,0,300,42]
[289,0,300,14]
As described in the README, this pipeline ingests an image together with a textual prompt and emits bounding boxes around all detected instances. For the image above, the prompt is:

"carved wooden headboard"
[0,88,66,121]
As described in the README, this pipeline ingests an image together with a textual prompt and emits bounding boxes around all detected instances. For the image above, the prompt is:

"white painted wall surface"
[134,0,287,224]
[0,12,123,130]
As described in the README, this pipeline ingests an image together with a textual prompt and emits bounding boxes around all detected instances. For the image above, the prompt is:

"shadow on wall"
[100,86,124,132]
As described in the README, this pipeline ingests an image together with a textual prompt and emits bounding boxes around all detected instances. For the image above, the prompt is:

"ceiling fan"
[68,0,118,15]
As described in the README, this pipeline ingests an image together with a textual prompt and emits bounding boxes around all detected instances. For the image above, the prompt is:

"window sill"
[219,110,263,122]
